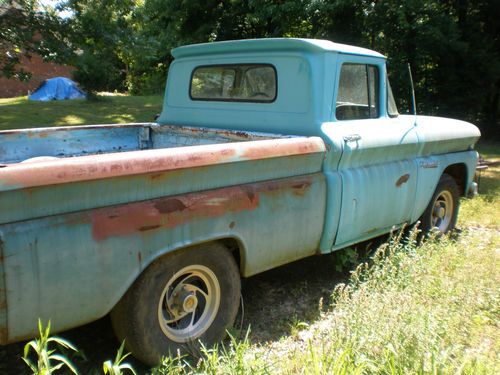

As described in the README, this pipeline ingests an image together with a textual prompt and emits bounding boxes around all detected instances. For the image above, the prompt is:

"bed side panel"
[1,173,326,343]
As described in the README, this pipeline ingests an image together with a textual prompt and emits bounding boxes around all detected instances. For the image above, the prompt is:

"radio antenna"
[407,63,417,116]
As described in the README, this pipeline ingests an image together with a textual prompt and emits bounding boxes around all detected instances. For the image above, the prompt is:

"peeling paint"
[91,185,259,241]
[90,176,313,242]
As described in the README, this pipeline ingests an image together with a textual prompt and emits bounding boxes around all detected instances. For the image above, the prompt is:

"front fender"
[410,150,478,223]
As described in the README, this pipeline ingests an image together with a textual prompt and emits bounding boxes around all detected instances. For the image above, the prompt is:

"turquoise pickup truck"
[0,39,480,365]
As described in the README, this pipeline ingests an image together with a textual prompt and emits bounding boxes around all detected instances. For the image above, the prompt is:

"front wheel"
[110,243,241,366]
[420,173,460,234]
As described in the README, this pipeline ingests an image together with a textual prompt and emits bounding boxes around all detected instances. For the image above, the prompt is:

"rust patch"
[149,172,164,180]
[90,175,316,242]
[241,186,256,202]
[91,185,260,241]
[154,198,187,214]
[291,181,312,196]
[36,130,51,139]
[396,173,410,187]
[139,225,161,232]
[234,131,252,139]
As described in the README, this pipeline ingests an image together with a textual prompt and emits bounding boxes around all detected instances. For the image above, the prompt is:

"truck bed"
[0,123,287,165]
[0,123,325,225]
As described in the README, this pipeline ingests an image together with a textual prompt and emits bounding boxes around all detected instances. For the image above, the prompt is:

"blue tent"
[29,77,86,101]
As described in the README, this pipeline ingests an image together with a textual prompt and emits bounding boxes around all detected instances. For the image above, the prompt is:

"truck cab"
[159,38,479,252]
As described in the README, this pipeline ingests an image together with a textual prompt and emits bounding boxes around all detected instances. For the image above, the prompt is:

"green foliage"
[58,0,141,94]
[0,0,71,80]
[102,341,136,375]
[332,246,358,272]
[152,329,271,374]
[22,319,78,375]
[20,320,139,375]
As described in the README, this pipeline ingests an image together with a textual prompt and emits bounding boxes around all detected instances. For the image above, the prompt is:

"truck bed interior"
[0,123,291,165]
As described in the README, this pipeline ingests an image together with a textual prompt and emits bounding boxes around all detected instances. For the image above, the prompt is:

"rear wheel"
[420,173,460,234]
[111,243,240,366]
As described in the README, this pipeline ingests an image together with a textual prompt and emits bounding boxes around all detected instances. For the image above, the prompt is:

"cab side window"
[336,64,379,120]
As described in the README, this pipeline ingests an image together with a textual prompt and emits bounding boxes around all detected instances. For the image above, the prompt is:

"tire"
[420,173,460,235]
[110,242,241,366]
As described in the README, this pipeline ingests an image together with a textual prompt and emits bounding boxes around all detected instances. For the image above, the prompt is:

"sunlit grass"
[55,115,86,126]
[459,142,500,228]
[0,96,29,105]
[0,94,163,130]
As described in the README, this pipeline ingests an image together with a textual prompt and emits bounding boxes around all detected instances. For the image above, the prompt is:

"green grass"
[0,94,163,130]
[459,143,500,229]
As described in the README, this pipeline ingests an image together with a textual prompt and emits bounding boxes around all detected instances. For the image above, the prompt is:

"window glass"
[387,78,399,117]
[336,63,379,120]
[190,64,276,102]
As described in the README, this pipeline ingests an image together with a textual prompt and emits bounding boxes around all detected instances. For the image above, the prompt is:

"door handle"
[343,134,362,142]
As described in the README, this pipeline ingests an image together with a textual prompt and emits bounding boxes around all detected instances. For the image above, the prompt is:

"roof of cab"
[172,38,385,59]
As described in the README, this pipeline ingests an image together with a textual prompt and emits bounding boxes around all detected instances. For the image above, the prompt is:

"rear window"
[190,64,277,103]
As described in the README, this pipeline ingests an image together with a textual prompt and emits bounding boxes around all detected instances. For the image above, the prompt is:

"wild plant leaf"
[48,336,78,352]
[118,363,137,375]
[21,357,37,373]
[50,354,78,374]
[103,360,112,374]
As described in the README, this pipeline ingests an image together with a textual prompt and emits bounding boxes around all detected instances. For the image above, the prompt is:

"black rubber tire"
[110,242,241,366]
[419,173,460,235]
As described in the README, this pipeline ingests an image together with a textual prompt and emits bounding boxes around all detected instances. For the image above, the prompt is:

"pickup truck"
[0,38,480,365]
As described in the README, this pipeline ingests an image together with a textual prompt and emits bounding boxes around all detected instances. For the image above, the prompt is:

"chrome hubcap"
[431,190,453,232]
[158,265,220,343]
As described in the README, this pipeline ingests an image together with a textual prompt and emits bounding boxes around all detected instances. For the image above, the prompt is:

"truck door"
[332,57,419,247]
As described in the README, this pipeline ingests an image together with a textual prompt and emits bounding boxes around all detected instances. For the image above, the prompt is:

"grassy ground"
[0,94,163,130]
[0,97,498,373]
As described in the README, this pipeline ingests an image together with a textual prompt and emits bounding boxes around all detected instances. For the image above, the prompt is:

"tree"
[0,0,69,81]
[57,0,142,94]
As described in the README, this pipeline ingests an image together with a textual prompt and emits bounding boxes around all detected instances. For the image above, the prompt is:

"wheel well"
[219,238,243,275]
[443,163,467,196]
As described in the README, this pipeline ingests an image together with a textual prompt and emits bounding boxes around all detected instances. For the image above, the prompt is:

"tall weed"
[22,320,78,375]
